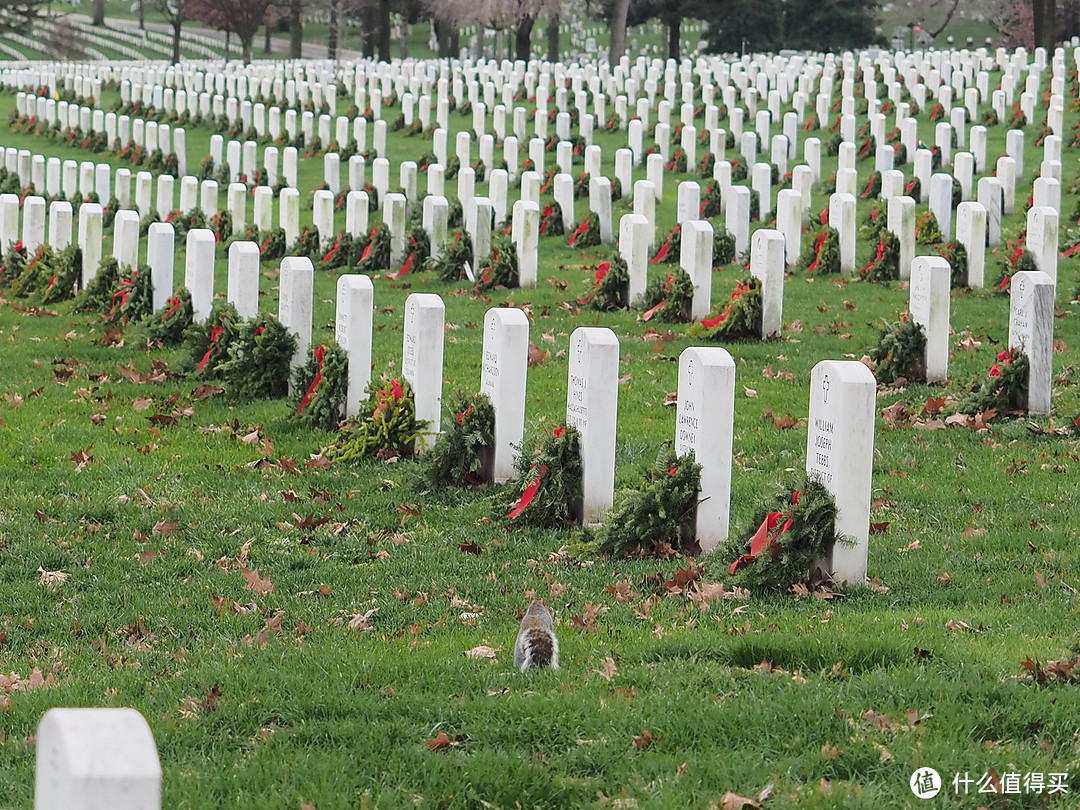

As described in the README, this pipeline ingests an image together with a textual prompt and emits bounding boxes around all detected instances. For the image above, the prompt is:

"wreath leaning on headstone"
[798,227,841,274]
[144,288,194,345]
[859,230,901,282]
[867,314,927,384]
[722,477,848,592]
[476,234,518,290]
[566,212,601,248]
[590,447,702,558]
[417,391,495,489]
[502,425,583,529]
[640,267,694,323]
[956,348,1030,417]
[425,229,474,282]
[687,276,762,341]
[328,377,428,463]
[291,341,350,432]
[185,300,242,378]
[580,254,630,310]
[215,315,297,401]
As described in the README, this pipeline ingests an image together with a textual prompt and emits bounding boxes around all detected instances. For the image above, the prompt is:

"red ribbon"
[641,300,666,321]
[297,345,325,412]
[806,232,827,273]
[161,295,181,322]
[322,242,340,263]
[390,379,403,401]
[730,490,801,575]
[199,326,225,370]
[568,218,590,247]
[455,404,472,426]
[553,426,566,439]
[1063,242,1080,258]
[359,242,373,262]
[652,236,671,265]
[701,280,749,328]
[999,274,1010,290]
[507,465,549,519]
[396,250,414,277]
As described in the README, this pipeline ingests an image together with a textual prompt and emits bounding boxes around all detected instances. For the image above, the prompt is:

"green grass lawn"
[0,64,1077,809]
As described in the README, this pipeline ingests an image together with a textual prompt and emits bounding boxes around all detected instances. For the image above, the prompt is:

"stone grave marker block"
[977,176,1003,247]
[752,162,772,219]
[677,182,700,225]
[750,228,785,338]
[566,327,620,524]
[805,360,876,586]
[346,190,369,238]
[48,201,72,251]
[726,185,751,257]
[1009,270,1055,415]
[588,176,613,244]
[776,189,801,266]
[680,219,714,320]
[112,210,140,273]
[78,203,103,287]
[996,156,1017,215]
[828,192,856,274]
[335,274,374,417]
[632,180,657,247]
[278,256,314,377]
[675,346,735,552]
[21,196,45,255]
[480,307,530,483]
[1026,205,1059,286]
[620,213,650,304]
[224,238,257,321]
[514,200,540,288]
[146,222,175,312]
[929,173,954,241]
[35,707,161,810]
[909,256,952,384]
[402,293,445,451]
[956,201,987,288]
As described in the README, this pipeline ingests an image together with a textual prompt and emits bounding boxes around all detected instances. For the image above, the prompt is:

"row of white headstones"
[16,45,1072,804]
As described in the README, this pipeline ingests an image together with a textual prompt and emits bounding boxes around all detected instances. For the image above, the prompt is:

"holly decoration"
[418,391,496,488]
[291,341,350,432]
[723,477,845,591]
[591,447,702,558]
[687,276,762,341]
[329,377,428,462]
[868,315,926,383]
[502,426,583,528]
[145,288,194,345]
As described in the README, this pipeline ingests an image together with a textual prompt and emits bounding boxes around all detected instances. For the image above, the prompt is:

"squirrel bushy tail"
[514,601,559,671]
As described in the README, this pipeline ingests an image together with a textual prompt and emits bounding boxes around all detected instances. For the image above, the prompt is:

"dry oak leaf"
[464,645,498,660]
[152,519,179,536]
[426,731,453,751]
[632,729,662,750]
[592,656,617,681]
[37,567,67,592]
[348,607,378,631]
[241,567,275,595]
[606,579,640,603]
[713,793,761,810]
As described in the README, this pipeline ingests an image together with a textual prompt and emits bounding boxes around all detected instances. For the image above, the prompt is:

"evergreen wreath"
[904,177,921,199]
[573,171,590,199]
[290,228,323,260]
[859,230,901,282]
[700,180,722,218]
[10,245,58,300]
[581,255,630,310]
[477,234,518,290]
[318,231,356,270]
[111,266,155,325]
[356,225,392,274]
[640,267,694,323]
[186,301,242,377]
[216,315,297,400]
[699,153,716,179]
[858,204,887,241]
[994,246,1038,292]
[687,276,762,341]
[868,315,926,383]
[722,477,847,591]
[799,227,841,274]
[0,241,27,290]
[328,377,428,462]
[426,229,474,281]
[652,225,681,264]
[859,171,882,200]
[915,211,943,245]
[502,426,583,528]
[567,212,601,248]
[145,288,194,345]
[290,341,350,432]
[418,390,496,488]
[395,228,431,277]
[539,203,565,237]
[74,257,121,313]
[38,244,82,304]
[591,447,702,558]
[666,148,687,173]
[936,241,969,287]
[713,230,737,266]
[957,348,1030,416]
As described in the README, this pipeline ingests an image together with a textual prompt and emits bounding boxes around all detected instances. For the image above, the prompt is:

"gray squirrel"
[514,601,559,671]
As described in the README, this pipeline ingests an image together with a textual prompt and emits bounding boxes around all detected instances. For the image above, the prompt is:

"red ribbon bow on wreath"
[730,490,801,575]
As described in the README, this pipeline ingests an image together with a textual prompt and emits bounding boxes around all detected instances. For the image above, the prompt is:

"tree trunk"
[225,29,230,62]
[667,13,681,60]
[362,5,376,58]
[516,15,535,62]
[1033,0,1057,49]
[138,0,144,30]
[242,34,253,64]
[399,0,410,59]
[172,20,182,64]
[92,0,105,26]
[377,0,391,62]
[608,0,630,66]
[264,20,272,54]
[547,8,560,62]
[328,0,339,60]
[289,0,303,59]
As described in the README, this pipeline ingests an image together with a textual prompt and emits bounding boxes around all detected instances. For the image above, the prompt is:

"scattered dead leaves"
[37,567,67,592]
[1021,654,1080,685]
[632,729,662,750]
[592,657,617,681]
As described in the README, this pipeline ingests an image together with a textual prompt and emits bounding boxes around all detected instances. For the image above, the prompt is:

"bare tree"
[427,0,560,60]
[156,0,199,63]
[191,0,274,62]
